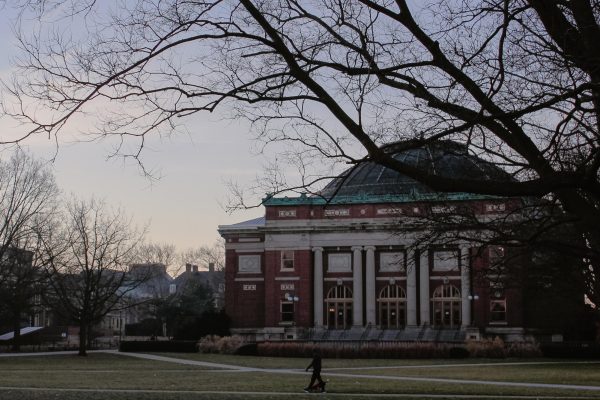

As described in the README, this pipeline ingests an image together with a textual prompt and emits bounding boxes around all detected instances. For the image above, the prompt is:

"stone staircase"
[306,326,467,342]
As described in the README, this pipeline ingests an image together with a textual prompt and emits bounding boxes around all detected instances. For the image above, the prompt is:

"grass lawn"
[0,352,599,399]
[352,362,600,386]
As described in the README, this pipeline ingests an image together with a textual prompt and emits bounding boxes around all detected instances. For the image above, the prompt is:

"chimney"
[192,264,198,273]
[208,262,215,272]
[185,263,192,272]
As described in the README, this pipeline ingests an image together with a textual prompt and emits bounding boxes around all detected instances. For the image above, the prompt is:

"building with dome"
[218,141,582,342]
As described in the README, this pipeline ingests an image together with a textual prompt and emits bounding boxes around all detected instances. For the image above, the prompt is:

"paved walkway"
[0,350,79,357]
[110,351,257,371]
[327,360,600,371]
[3,350,600,394]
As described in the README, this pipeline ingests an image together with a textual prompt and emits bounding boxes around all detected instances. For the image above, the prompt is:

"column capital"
[351,246,363,252]
[364,246,376,252]
[312,247,324,252]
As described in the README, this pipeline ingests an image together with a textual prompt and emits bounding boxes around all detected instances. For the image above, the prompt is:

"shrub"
[540,343,600,358]
[198,335,220,353]
[505,341,542,358]
[466,337,541,358]
[198,335,245,354]
[449,346,469,359]
[466,337,506,358]
[124,318,162,336]
[173,310,232,341]
[217,335,244,354]
[256,341,457,359]
[235,342,258,356]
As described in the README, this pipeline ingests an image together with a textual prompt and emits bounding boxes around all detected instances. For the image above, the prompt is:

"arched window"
[431,284,461,328]
[377,285,406,329]
[325,285,352,330]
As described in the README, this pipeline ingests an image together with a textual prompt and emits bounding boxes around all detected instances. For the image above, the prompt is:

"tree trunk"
[78,323,87,356]
[11,309,21,352]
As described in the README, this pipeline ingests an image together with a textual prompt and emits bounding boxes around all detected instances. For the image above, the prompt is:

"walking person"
[304,348,326,393]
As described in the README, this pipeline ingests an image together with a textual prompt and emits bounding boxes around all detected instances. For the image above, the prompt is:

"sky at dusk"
[0,5,264,252]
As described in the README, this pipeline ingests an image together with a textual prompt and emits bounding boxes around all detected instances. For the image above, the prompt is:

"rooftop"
[264,140,510,206]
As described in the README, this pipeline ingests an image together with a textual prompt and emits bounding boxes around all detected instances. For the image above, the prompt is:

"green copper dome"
[318,140,511,199]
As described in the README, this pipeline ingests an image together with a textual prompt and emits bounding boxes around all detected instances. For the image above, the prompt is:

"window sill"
[279,321,294,326]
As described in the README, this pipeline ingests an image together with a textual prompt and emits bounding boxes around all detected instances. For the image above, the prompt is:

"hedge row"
[540,343,600,358]
[252,338,542,359]
[119,340,198,353]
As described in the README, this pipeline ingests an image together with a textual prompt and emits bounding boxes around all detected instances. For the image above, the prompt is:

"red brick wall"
[263,249,313,327]
[224,247,265,328]
[471,246,524,328]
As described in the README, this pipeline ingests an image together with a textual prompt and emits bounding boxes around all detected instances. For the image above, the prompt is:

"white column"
[406,248,417,326]
[313,247,324,328]
[460,246,472,327]
[365,246,376,326]
[419,249,430,325]
[352,246,363,327]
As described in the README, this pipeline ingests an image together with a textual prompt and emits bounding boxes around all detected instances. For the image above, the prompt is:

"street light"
[284,292,299,302]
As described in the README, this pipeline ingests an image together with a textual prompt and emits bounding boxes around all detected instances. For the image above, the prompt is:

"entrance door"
[325,285,353,329]
[377,285,407,329]
[431,284,461,328]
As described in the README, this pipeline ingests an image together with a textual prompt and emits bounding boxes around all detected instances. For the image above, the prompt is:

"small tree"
[158,280,215,339]
[44,198,145,356]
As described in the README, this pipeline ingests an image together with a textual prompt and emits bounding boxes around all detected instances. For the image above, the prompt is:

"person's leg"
[305,372,318,390]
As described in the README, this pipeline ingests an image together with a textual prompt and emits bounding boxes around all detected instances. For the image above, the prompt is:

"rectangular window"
[281,251,294,270]
[281,301,294,322]
[490,300,507,323]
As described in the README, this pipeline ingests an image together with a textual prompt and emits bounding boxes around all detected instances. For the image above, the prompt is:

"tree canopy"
[3,1,600,299]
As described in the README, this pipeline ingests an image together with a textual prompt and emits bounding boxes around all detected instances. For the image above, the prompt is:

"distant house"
[172,263,225,309]
[119,263,173,328]
[128,263,173,300]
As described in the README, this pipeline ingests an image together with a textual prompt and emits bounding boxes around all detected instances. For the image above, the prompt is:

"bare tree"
[179,239,225,273]
[4,2,600,299]
[133,242,177,269]
[0,150,59,350]
[43,198,145,356]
